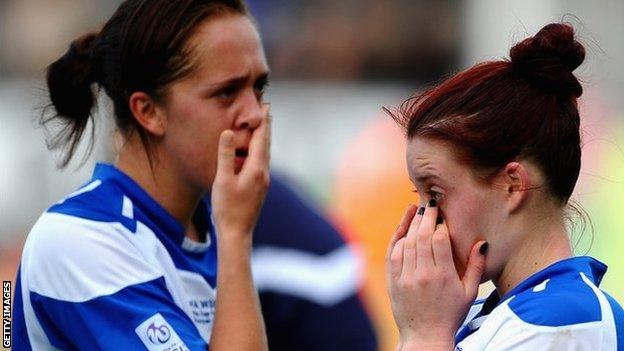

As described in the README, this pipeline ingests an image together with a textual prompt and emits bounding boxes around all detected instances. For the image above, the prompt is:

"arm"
[209,107,271,351]
[211,236,267,351]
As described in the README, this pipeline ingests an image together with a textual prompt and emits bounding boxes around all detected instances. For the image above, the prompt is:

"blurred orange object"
[331,116,415,351]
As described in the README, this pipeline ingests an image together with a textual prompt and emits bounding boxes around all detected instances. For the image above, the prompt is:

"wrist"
[216,229,253,249]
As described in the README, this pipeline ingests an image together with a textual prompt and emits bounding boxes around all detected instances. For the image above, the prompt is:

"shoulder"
[458,290,606,350]
[22,204,162,303]
[47,178,138,232]
[507,272,602,327]
[458,269,624,350]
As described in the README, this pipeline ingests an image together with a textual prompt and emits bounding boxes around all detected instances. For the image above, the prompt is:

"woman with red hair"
[386,23,623,350]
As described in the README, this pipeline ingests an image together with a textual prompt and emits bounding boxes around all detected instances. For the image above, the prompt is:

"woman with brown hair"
[13,1,270,350]
[387,23,624,350]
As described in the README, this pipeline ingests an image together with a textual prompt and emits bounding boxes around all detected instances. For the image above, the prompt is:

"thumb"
[462,241,488,298]
[216,129,235,177]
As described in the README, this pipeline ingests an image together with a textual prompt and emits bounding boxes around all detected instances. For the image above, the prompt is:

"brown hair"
[44,0,249,167]
[388,23,585,205]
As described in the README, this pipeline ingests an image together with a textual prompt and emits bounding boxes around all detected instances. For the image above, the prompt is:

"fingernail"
[479,242,489,255]
[417,207,425,215]
[428,199,437,207]
[436,216,443,225]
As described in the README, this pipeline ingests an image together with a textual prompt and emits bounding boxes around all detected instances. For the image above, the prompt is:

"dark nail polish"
[479,242,489,255]
[436,216,443,225]
[428,199,437,207]
[417,207,425,215]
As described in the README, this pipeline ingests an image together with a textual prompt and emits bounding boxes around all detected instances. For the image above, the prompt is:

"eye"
[217,85,238,100]
[254,80,269,100]
[426,189,444,201]
[413,187,444,201]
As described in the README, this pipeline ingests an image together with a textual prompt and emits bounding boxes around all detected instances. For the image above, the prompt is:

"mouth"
[234,148,249,172]
[235,148,248,158]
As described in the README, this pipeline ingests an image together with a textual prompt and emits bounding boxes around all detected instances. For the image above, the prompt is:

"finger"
[401,205,425,272]
[431,223,453,269]
[386,204,418,261]
[415,226,435,273]
[403,207,423,274]
[245,104,271,169]
[216,129,235,177]
[418,199,439,238]
[389,237,406,279]
[462,241,488,299]
[414,200,438,269]
[406,205,425,239]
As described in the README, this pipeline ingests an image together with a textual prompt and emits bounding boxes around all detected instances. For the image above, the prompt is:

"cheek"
[165,100,232,185]
[442,193,484,265]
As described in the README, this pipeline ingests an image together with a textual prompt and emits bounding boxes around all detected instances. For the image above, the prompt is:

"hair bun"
[46,32,100,123]
[510,23,585,97]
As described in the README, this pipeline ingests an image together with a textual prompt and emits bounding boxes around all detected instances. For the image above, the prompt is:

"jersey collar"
[92,163,212,250]
[483,256,607,314]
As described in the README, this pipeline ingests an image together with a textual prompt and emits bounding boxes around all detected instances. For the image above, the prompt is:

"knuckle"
[403,238,416,251]
[417,230,429,241]
[398,278,414,291]
[432,231,447,244]
[415,274,431,286]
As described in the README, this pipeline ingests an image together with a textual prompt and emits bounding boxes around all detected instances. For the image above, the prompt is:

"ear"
[128,92,166,137]
[502,162,531,213]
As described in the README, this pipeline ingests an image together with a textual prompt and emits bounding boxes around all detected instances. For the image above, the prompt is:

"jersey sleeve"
[22,212,206,351]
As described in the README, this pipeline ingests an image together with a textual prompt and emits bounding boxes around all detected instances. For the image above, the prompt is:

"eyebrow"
[411,176,437,187]
[409,170,443,186]
[210,71,270,89]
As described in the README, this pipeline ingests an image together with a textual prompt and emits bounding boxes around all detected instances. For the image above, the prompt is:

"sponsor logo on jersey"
[135,313,190,351]
[146,322,172,345]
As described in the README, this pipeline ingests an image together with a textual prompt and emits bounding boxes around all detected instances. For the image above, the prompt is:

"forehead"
[186,14,268,81]
[406,137,459,182]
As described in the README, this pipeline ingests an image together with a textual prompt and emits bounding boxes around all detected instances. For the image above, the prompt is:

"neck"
[115,136,202,231]
[493,208,573,297]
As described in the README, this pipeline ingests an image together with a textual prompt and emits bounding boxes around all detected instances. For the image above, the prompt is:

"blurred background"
[1,0,623,350]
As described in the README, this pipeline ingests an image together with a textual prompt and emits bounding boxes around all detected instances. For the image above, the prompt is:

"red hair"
[389,23,585,204]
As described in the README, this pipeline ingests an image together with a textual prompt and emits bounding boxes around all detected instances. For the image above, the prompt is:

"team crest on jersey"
[135,313,190,351]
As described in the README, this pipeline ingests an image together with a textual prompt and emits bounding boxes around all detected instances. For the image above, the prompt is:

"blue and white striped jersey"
[12,163,217,350]
[456,256,624,350]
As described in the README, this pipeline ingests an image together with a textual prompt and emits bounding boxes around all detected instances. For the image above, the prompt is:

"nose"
[234,90,264,131]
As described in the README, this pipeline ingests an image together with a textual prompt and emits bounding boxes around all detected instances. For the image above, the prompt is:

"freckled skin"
[406,137,507,280]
